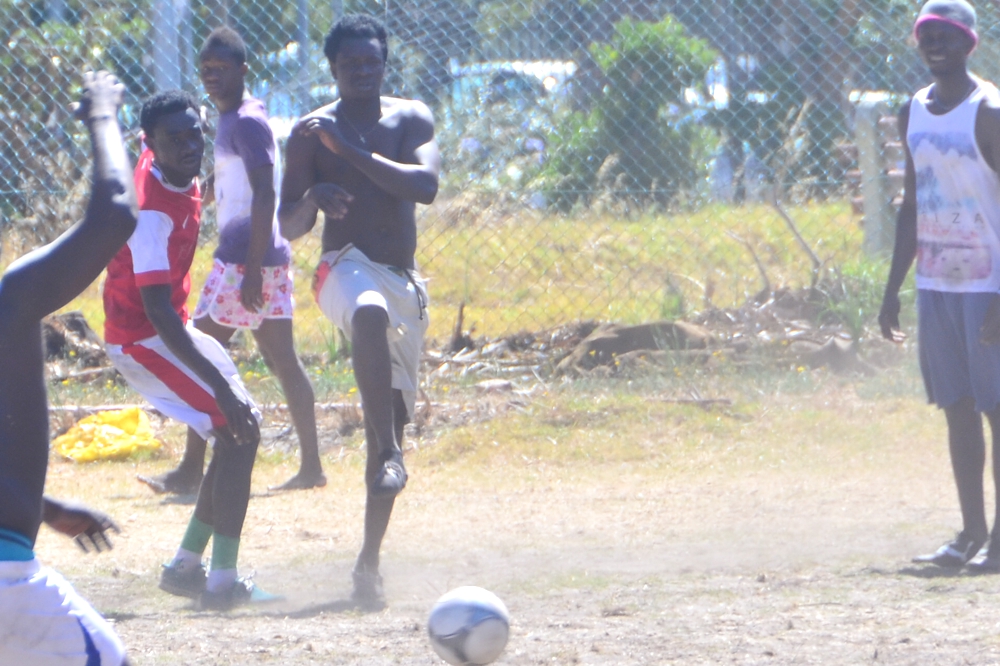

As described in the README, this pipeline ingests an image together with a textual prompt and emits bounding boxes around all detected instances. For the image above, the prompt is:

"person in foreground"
[0,71,137,665]
[139,26,324,495]
[880,0,1000,573]
[279,14,440,608]
[102,89,265,608]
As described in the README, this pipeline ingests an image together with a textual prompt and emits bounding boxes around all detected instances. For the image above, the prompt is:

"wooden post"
[855,98,892,256]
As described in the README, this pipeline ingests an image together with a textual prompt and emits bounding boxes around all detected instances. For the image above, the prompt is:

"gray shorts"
[918,290,1000,412]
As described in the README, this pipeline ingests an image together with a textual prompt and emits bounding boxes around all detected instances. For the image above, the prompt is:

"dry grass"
[34,359,1000,664]
[23,200,860,360]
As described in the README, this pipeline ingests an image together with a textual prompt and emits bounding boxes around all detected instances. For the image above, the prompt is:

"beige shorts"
[314,245,429,419]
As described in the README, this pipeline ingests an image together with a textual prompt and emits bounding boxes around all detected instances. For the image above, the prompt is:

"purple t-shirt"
[213,97,291,266]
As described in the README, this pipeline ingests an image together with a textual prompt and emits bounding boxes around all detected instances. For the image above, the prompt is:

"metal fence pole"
[152,0,182,92]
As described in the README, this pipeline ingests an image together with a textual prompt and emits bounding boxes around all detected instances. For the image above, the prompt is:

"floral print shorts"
[193,260,294,330]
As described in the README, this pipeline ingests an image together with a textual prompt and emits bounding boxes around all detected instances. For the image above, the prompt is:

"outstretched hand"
[71,70,125,122]
[878,292,907,343]
[216,385,260,446]
[43,497,120,553]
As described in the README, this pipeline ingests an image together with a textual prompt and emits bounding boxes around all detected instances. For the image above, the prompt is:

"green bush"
[532,16,717,210]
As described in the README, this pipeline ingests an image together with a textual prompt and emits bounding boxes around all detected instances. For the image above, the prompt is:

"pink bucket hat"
[914,0,978,46]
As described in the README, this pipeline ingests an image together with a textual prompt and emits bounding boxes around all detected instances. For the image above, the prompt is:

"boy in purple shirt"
[139,26,324,494]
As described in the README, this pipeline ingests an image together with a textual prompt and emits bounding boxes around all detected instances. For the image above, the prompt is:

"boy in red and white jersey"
[103,90,265,610]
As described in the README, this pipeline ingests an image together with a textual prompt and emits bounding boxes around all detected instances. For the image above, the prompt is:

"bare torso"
[291,97,426,268]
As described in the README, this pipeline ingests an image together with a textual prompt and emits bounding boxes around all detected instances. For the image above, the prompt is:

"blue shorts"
[918,290,1000,412]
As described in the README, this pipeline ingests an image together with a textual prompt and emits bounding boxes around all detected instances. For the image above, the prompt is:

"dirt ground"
[35,371,1000,666]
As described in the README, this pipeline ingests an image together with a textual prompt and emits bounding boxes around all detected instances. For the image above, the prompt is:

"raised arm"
[0,71,137,323]
[304,101,440,204]
[140,284,259,445]
[879,100,917,343]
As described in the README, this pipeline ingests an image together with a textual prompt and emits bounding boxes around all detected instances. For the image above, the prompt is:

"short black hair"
[200,25,247,65]
[140,89,200,135]
[323,14,388,64]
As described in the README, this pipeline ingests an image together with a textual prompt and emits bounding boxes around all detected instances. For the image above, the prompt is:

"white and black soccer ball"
[427,586,510,665]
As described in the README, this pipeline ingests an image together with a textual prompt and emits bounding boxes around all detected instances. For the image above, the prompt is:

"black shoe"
[371,452,407,498]
[158,561,207,599]
[199,578,255,611]
[351,568,386,611]
[913,533,986,568]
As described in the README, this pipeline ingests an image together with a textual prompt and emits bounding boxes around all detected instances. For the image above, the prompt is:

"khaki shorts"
[314,245,429,419]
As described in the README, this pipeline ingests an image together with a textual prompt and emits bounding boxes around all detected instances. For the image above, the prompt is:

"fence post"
[152,0,182,92]
[855,98,892,256]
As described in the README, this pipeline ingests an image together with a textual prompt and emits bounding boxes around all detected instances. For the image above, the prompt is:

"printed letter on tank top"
[907,78,1000,292]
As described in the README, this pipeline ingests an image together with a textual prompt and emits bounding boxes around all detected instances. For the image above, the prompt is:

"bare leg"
[944,396,989,544]
[352,391,408,609]
[351,306,398,458]
[356,391,408,572]
[253,318,324,490]
[985,406,1000,537]
[139,316,234,494]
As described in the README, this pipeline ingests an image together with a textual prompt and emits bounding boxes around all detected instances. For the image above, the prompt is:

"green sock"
[211,532,240,571]
[179,517,212,555]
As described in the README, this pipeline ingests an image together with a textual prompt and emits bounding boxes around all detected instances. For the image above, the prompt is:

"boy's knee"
[352,305,388,334]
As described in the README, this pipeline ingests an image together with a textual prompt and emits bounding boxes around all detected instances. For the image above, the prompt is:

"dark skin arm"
[277,129,353,241]
[0,71,137,544]
[879,101,917,343]
[139,284,259,445]
[239,163,276,311]
[975,100,1000,344]
[42,496,120,553]
[300,101,440,204]
[0,73,137,323]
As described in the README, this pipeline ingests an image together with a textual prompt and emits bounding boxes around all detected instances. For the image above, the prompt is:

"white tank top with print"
[907,77,1000,292]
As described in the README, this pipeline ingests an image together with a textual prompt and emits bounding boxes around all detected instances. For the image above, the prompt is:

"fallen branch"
[770,192,822,287]
[49,400,455,416]
[51,367,116,382]
[726,231,771,297]
[655,397,733,407]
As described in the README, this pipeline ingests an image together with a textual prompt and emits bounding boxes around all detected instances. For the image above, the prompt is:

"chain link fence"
[2,0,997,349]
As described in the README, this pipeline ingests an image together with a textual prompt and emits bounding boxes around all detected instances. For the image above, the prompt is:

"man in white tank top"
[880,0,1000,573]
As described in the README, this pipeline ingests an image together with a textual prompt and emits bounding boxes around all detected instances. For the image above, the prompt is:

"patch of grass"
[43,201,864,355]
[418,200,861,336]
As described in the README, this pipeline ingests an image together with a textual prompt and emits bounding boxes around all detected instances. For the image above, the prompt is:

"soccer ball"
[427,586,510,665]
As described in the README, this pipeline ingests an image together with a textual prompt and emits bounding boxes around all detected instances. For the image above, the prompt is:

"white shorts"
[314,245,429,419]
[193,260,294,331]
[106,325,260,440]
[0,558,126,666]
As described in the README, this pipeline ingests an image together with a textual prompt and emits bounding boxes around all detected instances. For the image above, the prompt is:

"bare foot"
[137,470,203,495]
[269,471,327,491]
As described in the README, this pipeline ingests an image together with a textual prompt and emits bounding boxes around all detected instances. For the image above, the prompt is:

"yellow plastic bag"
[53,407,162,462]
